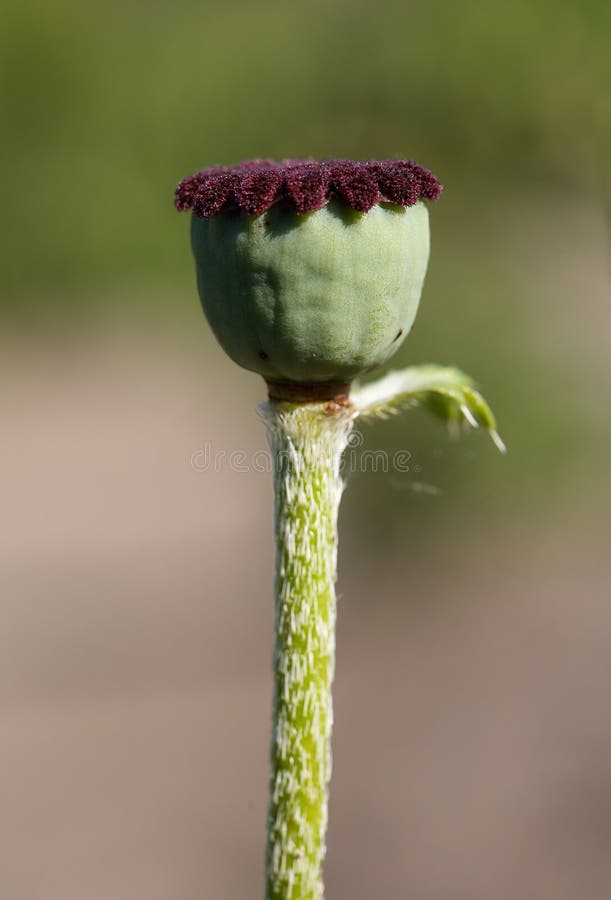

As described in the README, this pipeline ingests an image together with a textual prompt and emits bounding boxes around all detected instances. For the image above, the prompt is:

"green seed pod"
[176,159,442,396]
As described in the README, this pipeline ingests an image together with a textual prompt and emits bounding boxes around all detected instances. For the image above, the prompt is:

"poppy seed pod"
[175,159,442,399]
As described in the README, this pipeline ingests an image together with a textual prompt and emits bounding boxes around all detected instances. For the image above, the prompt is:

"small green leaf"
[352,365,506,452]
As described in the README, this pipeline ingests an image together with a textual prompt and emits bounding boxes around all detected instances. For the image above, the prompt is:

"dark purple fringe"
[175,158,442,218]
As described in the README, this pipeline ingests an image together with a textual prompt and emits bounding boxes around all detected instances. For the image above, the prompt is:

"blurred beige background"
[2,0,611,897]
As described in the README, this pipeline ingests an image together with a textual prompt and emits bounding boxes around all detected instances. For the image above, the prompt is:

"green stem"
[261,401,355,900]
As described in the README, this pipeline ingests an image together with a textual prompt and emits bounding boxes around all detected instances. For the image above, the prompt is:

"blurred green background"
[2,1,611,898]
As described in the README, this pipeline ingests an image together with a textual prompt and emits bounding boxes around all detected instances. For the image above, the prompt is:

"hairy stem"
[261,401,355,900]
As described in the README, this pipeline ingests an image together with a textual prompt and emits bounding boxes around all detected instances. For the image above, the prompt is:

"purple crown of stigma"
[175,158,442,218]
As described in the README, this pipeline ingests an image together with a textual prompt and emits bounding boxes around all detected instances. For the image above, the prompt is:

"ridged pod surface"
[190,199,430,385]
